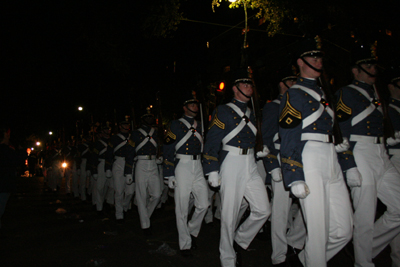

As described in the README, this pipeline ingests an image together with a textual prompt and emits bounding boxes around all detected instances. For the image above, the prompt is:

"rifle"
[247,66,264,154]
[373,84,394,140]
[156,91,164,158]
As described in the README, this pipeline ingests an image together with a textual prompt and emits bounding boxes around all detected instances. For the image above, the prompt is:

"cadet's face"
[299,56,323,79]
[353,63,377,85]
[234,82,253,102]
[184,103,199,117]
[119,124,130,133]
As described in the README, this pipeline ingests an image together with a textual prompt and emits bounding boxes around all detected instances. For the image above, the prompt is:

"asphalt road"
[0,176,392,267]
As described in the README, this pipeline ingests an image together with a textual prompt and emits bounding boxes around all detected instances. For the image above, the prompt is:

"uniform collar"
[231,98,248,110]
[353,79,373,91]
[296,77,322,94]
[183,115,194,123]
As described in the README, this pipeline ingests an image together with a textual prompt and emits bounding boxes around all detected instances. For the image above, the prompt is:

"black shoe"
[180,249,193,258]
[116,219,124,225]
[287,253,303,267]
[233,241,242,266]
[287,245,302,256]
[97,210,108,219]
[143,228,152,236]
[272,261,289,267]
[190,235,197,250]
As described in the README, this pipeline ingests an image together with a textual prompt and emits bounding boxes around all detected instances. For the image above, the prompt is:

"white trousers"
[352,143,400,267]
[72,162,79,197]
[113,157,135,219]
[390,155,400,267]
[174,158,208,250]
[79,159,87,200]
[219,153,270,267]
[135,159,161,229]
[298,141,353,267]
[95,160,113,211]
[271,178,306,264]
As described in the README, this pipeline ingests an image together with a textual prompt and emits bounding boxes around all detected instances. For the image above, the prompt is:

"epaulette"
[336,90,352,122]
[164,129,176,145]
[279,93,302,128]
[208,109,225,130]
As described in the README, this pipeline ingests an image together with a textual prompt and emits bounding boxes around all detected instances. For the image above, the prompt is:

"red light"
[217,82,225,92]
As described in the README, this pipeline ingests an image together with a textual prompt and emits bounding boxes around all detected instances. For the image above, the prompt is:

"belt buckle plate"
[241,148,248,155]
[376,137,381,144]
[192,155,198,160]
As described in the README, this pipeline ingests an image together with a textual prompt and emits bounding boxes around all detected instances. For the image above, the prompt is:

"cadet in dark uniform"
[163,91,208,257]
[335,43,400,267]
[125,110,161,236]
[76,137,91,201]
[263,66,306,266]
[203,69,271,267]
[384,62,400,267]
[91,126,113,216]
[279,36,353,267]
[105,120,134,223]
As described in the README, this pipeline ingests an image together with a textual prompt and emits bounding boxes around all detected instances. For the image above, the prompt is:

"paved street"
[1,176,392,267]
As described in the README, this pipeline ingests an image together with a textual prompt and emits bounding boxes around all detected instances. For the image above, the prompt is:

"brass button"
[292,169,295,172]
[313,127,317,130]
[309,100,312,103]
[312,108,316,111]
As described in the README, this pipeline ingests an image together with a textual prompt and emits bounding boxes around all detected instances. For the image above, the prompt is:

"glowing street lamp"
[78,106,83,111]
[49,131,53,135]
[36,141,41,146]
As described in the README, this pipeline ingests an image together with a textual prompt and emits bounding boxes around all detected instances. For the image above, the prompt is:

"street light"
[78,106,83,111]
[49,131,53,135]
[36,141,41,146]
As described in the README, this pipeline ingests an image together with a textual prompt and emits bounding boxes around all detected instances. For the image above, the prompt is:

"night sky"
[2,0,399,146]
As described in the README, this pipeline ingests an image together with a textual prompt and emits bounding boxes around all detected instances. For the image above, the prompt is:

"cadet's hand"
[346,167,362,188]
[86,170,91,177]
[387,137,400,146]
[256,146,270,159]
[208,171,221,188]
[335,137,350,153]
[93,173,98,181]
[395,131,400,139]
[290,181,310,199]
[105,170,112,178]
[156,156,163,164]
[125,174,134,185]
[271,168,282,182]
[167,176,176,189]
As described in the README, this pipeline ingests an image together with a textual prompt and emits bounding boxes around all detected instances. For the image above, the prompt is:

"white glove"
[167,176,176,189]
[395,131,400,139]
[335,137,350,153]
[345,167,362,188]
[256,146,270,159]
[208,171,221,187]
[156,156,163,165]
[387,137,400,146]
[93,173,98,181]
[86,170,91,177]
[270,168,282,182]
[105,170,112,178]
[126,174,133,185]
[290,181,310,199]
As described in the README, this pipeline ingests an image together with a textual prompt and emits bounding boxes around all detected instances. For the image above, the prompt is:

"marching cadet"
[262,66,306,266]
[384,62,400,267]
[125,109,161,236]
[335,43,400,267]
[279,36,353,267]
[163,91,208,258]
[76,137,91,201]
[91,125,113,217]
[203,69,271,267]
[105,119,134,224]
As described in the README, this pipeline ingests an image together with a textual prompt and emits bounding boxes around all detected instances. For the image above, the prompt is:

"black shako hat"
[183,90,199,106]
[351,41,378,66]
[232,68,253,85]
[140,107,154,119]
[277,64,298,83]
[295,35,324,59]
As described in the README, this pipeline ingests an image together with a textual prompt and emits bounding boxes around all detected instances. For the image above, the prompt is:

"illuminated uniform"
[105,132,134,220]
[125,124,161,230]
[203,98,270,267]
[280,78,353,267]
[336,80,400,267]
[163,115,208,251]
[262,94,306,265]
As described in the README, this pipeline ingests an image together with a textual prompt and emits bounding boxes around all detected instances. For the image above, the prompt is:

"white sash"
[136,128,157,153]
[98,139,107,156]
[292,85,334,129]
[222,103,257,146]
[175,118,203,153]
[389,103,400,114]
[81,144,89,156]
[348,84,383,126]
[113,133,130,153]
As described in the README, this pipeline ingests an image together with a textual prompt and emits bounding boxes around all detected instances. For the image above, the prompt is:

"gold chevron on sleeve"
[279,94,302,122]
[165,130,176,141]
[209,109,225,130]
[128,140,135,147]
[203,154,219,162]
[336,91,352,115]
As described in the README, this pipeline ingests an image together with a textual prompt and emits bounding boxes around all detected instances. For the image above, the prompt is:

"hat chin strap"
[358,64,376,78]
[186,106,198,114]
[235,85,251,99]
[301,57,323,73]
